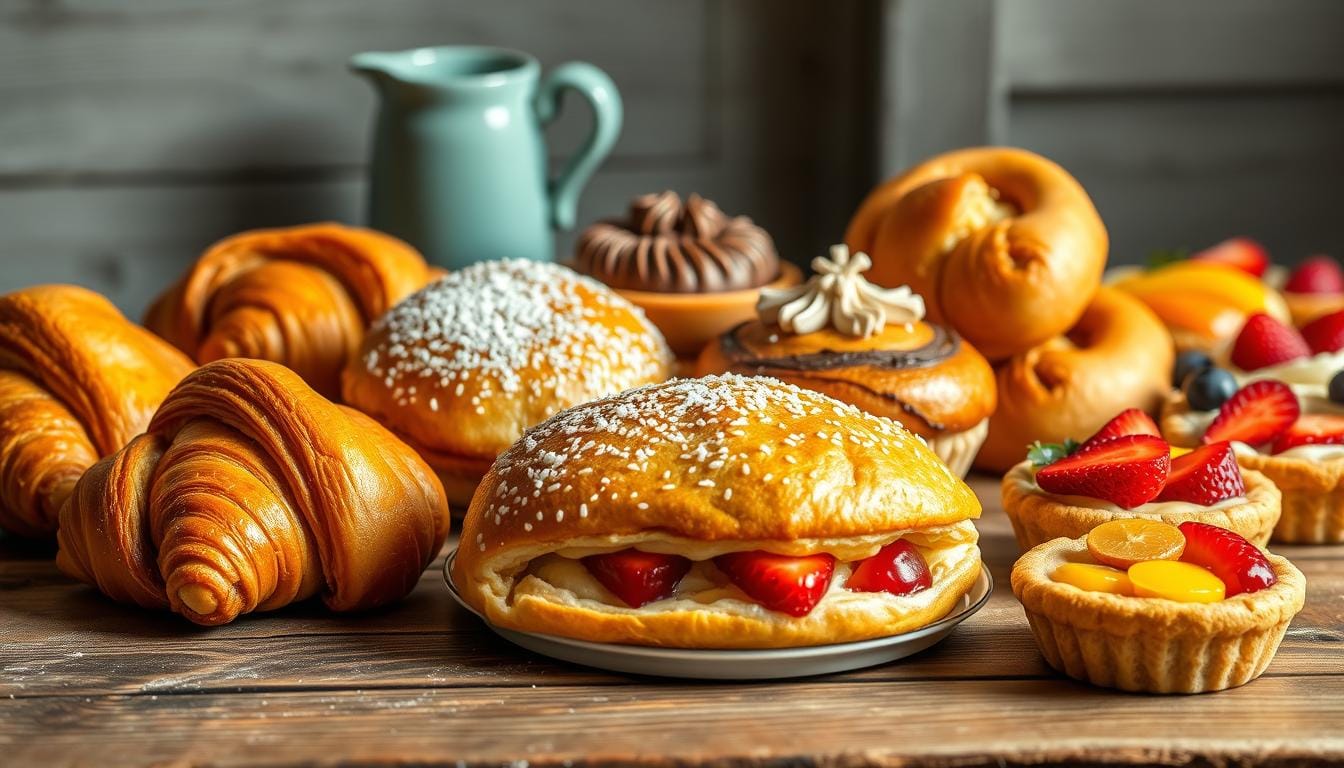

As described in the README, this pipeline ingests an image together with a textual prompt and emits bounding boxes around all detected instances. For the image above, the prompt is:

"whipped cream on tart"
[452,374,983,648]
[696,246,995,477]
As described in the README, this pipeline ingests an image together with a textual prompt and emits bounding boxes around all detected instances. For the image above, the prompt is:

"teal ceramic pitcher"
[350,46,622,270]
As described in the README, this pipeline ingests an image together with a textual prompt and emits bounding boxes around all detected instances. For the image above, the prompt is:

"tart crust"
[1001,461,1281,550]
[1012,536,1306,693]
[1162,391,1344,544]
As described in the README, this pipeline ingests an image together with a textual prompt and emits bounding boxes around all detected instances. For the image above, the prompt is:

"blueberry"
[1172,350,1214,389]
[1330,370,1344,404]
[1184,367,1238,411]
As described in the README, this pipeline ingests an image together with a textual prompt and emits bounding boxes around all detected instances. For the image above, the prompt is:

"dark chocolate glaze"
[718,323,963,432]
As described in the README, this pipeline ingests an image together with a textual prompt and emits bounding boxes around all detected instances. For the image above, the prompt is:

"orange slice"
[1128,560,1226,603]
[1051,562,1133,595]
[1086,519,1185,570]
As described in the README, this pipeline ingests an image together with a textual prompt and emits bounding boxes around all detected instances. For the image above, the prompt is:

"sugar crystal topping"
[362,260,670,407]
[478,373,944,536]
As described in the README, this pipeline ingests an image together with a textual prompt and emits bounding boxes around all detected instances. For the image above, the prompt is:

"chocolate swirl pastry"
[575,191,780,293]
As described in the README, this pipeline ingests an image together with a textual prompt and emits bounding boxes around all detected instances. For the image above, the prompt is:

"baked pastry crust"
[976,287,1174,472]
[343,260,671,507]
[1012,535,1305,693]
[452,374,983,648]
[1001,461,1281,550]
[145,222,434,398]
[697,322,995,476]
[846,147,1107,360]
[0,285,194,538]
[1162,392,1344,543]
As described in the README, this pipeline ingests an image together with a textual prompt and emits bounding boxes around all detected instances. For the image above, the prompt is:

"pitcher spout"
[349,46,538,91]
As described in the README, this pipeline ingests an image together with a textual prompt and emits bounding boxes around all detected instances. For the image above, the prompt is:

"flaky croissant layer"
[0,285,194,538]
[56,358,451,625]
[145,222,435,398]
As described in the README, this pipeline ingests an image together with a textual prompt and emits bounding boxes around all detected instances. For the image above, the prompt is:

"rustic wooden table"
[3,475,1341,767]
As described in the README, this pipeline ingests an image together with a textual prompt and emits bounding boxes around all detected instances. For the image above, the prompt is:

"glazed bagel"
[342,260,672,507]
[146,222,435,399]
[453,374,982,648]
[845,147,1107,360]
[975,287,1174,472]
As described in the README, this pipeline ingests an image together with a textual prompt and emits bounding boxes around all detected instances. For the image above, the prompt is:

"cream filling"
[940,177,1016,253]
[496,521,980,620]
[923,418,989,478]
[1006,462,1247,514]
[1166,349,1344,457]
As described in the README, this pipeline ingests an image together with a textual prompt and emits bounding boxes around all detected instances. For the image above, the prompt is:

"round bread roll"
[845,147,1107,361]
[975,287,1174,472]
[453,374,983,648]
[342,260,672,506]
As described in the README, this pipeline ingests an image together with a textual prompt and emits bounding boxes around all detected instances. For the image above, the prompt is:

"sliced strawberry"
[1271,413,1344,454]
[847,540,931,596]
[1300,309,1344,354]
[1035,434,1171,509]
[1156,441,1245,505]
[1203,380,1300,447]
[1178,521,1277,597]
[1079,408,1161,452]
[582,549,692,608]
[1229,313,1310,371]
[1284,255,1344,295]
[715,551,835,617]
[1190,237,1270,277]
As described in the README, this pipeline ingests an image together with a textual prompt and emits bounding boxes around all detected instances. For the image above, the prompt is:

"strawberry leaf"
[1147,248,1189,270]
[1028,438,1080,468]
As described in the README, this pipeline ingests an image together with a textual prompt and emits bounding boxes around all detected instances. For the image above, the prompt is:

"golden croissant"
[0,285,194,538]
[145,222,437,399]
[56,358,451,626]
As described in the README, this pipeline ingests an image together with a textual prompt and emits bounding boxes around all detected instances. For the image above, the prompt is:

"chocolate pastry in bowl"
[574,191,801,358]
[697,245,996,477]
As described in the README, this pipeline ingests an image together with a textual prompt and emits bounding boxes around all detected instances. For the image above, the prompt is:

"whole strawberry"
[1284,255,1344,295]
[1229,313,1310,371]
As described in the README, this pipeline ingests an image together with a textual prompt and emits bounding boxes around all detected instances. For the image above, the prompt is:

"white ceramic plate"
[443,550,993,680]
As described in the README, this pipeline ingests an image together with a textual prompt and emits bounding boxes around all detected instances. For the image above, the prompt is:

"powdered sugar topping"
[480,374,941,531]
[361,260,670,407]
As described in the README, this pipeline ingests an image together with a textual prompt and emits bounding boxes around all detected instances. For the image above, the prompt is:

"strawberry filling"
[577,541,938,616]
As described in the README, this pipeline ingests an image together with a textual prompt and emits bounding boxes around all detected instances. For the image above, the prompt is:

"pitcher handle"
[535,62,623,231]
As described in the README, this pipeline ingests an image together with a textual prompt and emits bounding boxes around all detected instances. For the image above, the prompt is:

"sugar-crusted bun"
[342,260,672,505]
[452,374,982,648]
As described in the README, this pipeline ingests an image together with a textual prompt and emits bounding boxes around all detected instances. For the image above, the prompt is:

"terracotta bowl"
[612,262,803,360]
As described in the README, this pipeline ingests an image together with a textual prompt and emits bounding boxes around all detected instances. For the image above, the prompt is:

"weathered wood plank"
[1001,0,1344,91]
[5,676,1344,767]
[0,0,709,176]
[1009,93,1344,266]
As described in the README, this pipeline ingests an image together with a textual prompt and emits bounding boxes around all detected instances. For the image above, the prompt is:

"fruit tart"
[1267,254,1344,328]
[1161,311,1344,542]
[697,244,996,477]
[1108,238,1289,355]
[1002,409,1281,551]
[452,374,983,648]
[1012,519,1305,693]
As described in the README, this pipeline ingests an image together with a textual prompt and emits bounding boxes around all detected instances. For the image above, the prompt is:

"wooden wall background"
[1,0,1341,315]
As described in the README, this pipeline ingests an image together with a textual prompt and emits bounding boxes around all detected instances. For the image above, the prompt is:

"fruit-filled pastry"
[1161,311,1344,542]
[1109,238,1289,355]
[343,259,672,507]
[697,244,995,477]
[1003,409,1280,551]
[452,374,983,648]
[1267,254,1344,328]
[1012,519,1305,693]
